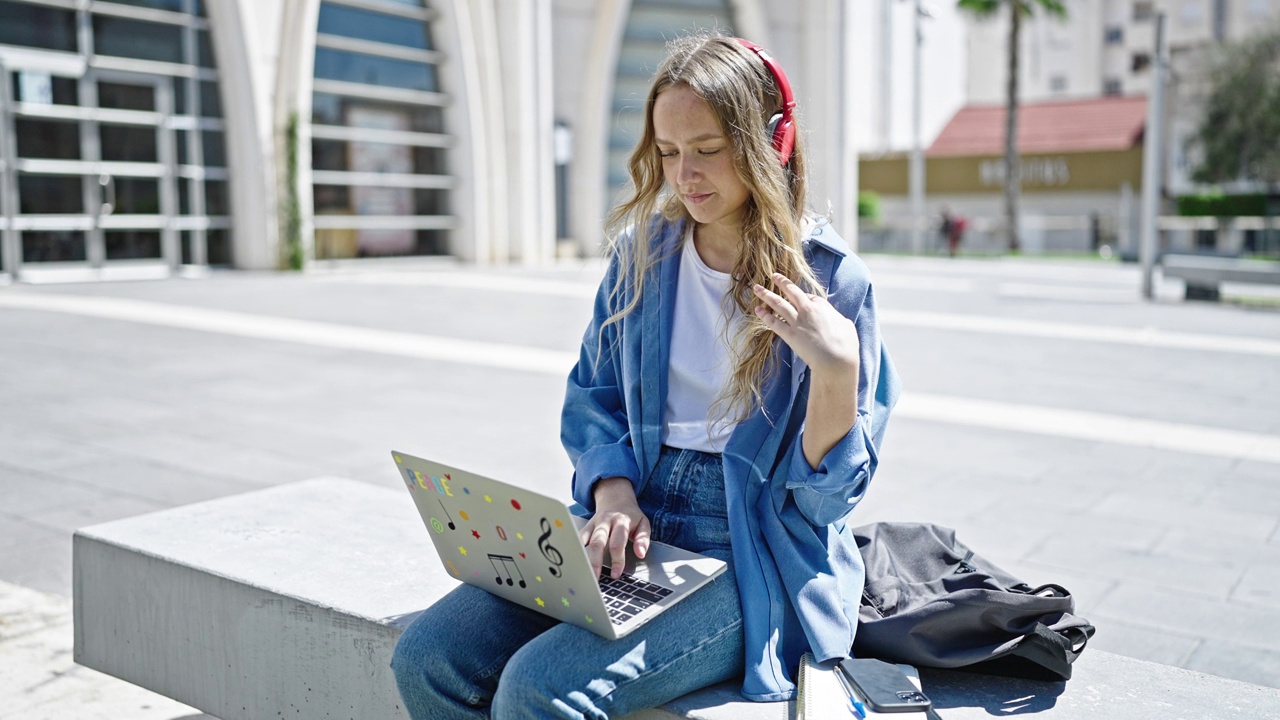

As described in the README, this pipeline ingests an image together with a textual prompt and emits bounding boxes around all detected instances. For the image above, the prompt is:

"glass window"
[414,188,448,216]
[173,76,190,114]
[196,30,216,68]
[98,81,156,111]
[180,230,194,264]
[312,93,444,133]
[200,81,222,117]
[12,74,79,105]
[18,175,84,214]
[202,131,226,167]
[311,139,446,174]
[176,130,190,164]
[93,16,184,63]
[15,118,81,160]
[0,1,77,52]
[100,124,158,162]
[178,178,192,214]
[317,4,432,50]
[105,230,162,259]
[102,0,187,12]
[22,230,87,262]
[207,228,231,265]
[113,177,161,214]
[205,179,228,215]
[313,184,351,213]
[313,47,438,92]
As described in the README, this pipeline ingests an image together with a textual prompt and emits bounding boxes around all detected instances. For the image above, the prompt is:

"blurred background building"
[860,0,1280,256]
[0,0,860,281]
[0,0,1276,282]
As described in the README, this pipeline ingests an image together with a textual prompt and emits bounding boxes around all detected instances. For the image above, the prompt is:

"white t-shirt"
[661,227,741,453]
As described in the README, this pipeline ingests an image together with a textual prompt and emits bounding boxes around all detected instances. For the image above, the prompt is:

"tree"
[1191,25,1280,188]
[958,0,1066,252]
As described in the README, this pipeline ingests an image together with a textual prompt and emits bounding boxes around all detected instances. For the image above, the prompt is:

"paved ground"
[0,253,1278,717]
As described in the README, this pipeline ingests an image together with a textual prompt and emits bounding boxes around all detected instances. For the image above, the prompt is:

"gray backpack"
[851,522,1095,681]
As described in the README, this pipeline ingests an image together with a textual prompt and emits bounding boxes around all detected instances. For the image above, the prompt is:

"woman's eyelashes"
[657,147,724,158]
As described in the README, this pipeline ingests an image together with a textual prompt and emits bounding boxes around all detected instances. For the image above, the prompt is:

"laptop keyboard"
[598,572,673,625]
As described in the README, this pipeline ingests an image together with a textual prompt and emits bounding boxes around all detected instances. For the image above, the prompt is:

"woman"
[391,33,899,719]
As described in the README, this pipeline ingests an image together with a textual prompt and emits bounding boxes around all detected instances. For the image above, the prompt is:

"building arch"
[569,0,768,256]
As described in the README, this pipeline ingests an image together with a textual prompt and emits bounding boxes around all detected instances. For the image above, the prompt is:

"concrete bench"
[74,478,1280,720]
[1161,254,1280,300]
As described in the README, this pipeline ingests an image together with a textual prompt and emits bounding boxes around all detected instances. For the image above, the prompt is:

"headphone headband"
[734,38,796,167]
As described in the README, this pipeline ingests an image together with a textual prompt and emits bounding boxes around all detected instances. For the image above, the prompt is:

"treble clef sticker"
[537,517,564,577]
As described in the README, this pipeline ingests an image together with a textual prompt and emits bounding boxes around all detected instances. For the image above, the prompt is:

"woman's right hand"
[580,477,651,580]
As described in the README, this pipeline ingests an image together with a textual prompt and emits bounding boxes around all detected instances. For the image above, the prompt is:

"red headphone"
[735,38,796,167]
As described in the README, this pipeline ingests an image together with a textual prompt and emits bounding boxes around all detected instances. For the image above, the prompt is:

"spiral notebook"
[796,653,927,720]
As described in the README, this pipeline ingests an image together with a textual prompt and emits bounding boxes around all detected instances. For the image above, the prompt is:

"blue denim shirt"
[561,216,900,701]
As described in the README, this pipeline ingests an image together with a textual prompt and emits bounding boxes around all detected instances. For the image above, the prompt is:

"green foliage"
[1176,192,1267,217]
[956,0,1066,19]
[858,191,880,221]
[1191,24,1280,186]
[283,113,304,271]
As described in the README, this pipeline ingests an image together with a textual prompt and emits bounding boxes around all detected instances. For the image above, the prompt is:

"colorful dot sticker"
[516,532,524,540]
[511,499,522,510]
[484,494,493,503]
[458,547,468,556]
[535,576,543,583]
[464,488,471,494]
[554,519,564,529]
[446,560,460,577]
[561,598,570,607]
[585,615,593,624]
[471,530,481,539]
[535,597,545,607]
[459,511,470,521]
[394,455,402,463]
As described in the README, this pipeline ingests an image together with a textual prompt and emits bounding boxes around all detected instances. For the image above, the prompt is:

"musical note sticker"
[537,517,565,578]
[489,554,527,588]
[437,500,456,530]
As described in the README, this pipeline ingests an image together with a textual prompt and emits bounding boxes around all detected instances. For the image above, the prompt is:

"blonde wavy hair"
[602,32,824,425]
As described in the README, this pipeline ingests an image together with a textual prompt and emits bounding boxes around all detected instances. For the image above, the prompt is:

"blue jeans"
[391,447,743,720]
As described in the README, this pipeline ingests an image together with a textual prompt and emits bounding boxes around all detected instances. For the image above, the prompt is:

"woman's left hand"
[753,273,860,376]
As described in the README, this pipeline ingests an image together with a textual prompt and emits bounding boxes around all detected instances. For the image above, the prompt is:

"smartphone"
[837,658,932,713]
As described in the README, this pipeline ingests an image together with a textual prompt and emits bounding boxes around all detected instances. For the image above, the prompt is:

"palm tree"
[958,0,1066,252]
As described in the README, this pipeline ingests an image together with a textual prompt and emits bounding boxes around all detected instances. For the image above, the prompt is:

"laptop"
[392,451,727,639]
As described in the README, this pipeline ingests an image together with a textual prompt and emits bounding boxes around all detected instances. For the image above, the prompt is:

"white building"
[0,0,861,282]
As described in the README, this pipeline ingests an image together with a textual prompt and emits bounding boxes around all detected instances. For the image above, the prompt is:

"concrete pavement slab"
[1084,620,1200,668]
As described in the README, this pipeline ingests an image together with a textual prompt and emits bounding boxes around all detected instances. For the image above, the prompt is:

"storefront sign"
[979,157,1071,187]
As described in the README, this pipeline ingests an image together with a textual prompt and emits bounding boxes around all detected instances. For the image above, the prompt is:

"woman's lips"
[685,193,712,204]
